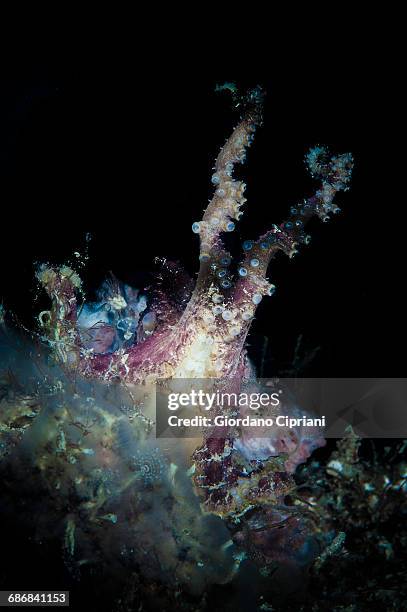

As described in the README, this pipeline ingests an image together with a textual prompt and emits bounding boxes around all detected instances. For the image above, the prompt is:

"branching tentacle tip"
[306,146,354,186]
[215,82,265,116]
[215,82,238,95]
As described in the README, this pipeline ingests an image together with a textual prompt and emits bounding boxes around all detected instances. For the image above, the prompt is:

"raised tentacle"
[232,147,354,316]
[191,86,264,273]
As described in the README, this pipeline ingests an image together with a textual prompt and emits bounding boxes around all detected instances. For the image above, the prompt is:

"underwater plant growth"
[6,84,404,611]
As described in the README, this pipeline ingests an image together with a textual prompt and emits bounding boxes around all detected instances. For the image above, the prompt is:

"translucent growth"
[130,447,168,486]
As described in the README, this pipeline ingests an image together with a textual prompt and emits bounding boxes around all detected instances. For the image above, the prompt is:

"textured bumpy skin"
[34,86,353,387]
[0,85,353,598]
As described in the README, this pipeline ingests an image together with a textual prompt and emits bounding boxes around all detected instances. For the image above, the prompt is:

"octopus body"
[0,84,353,599]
